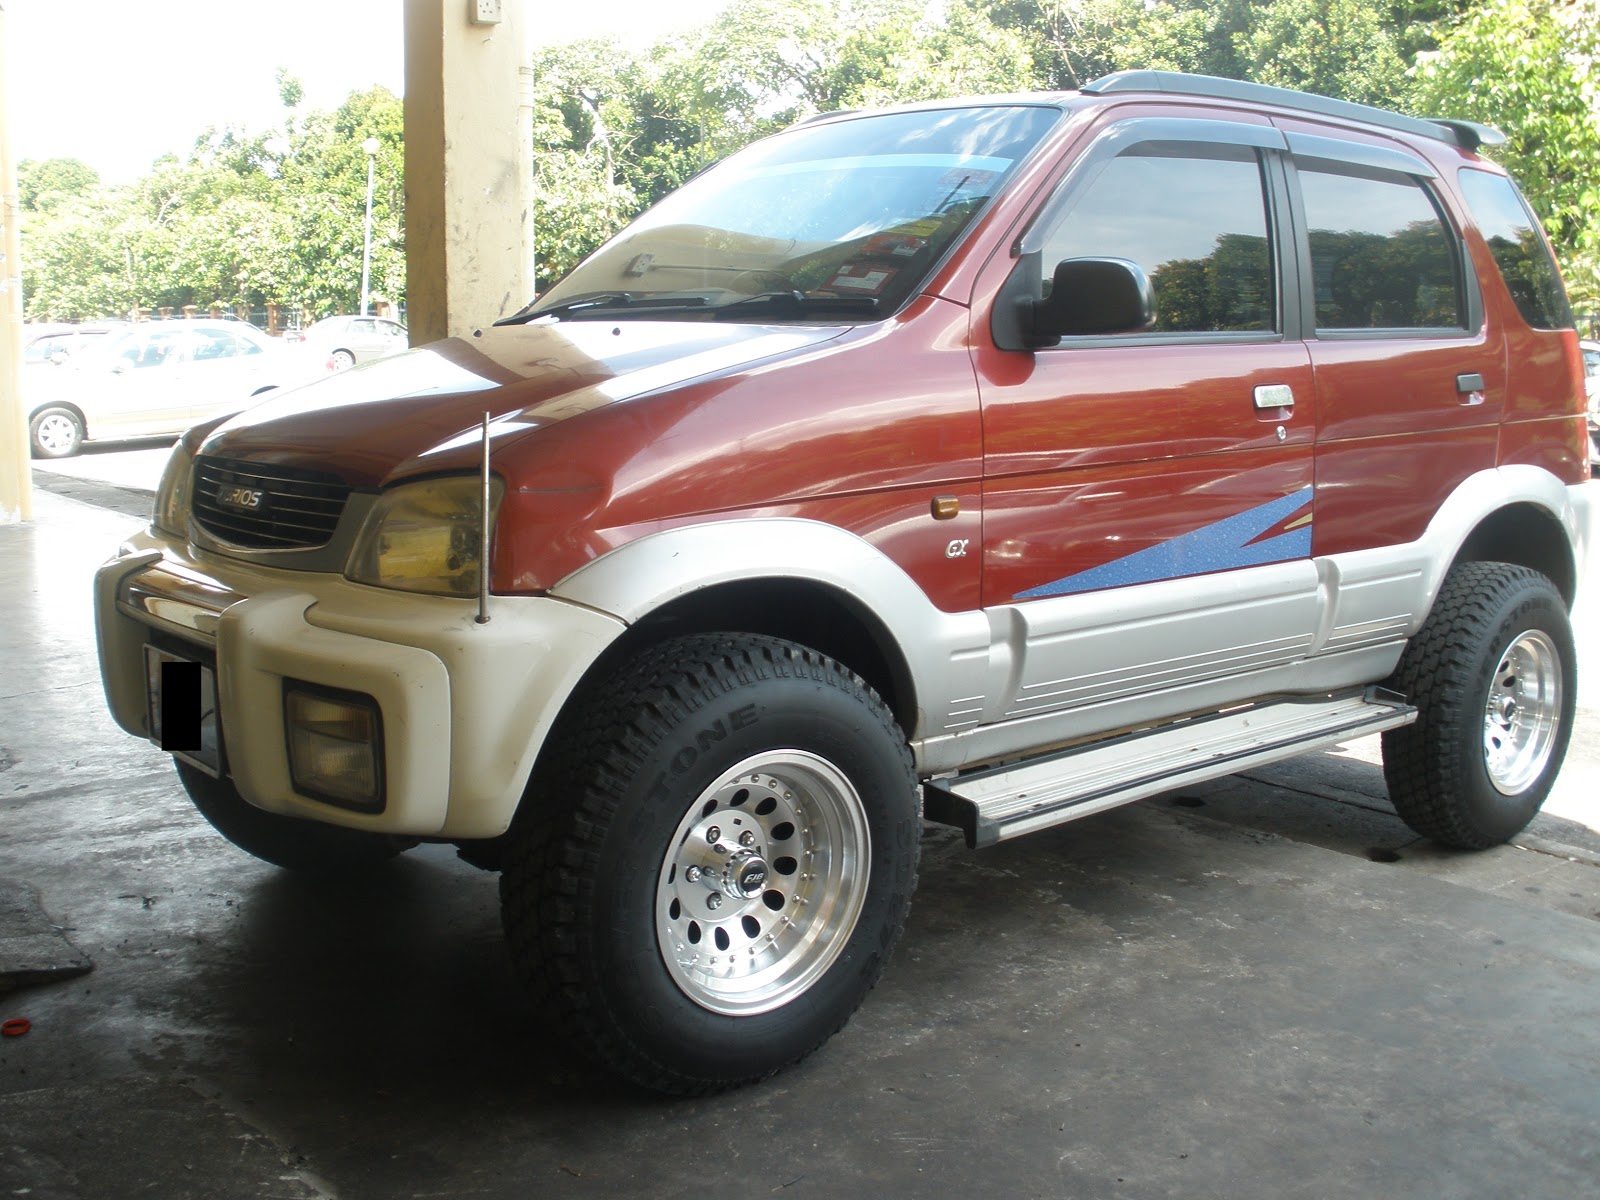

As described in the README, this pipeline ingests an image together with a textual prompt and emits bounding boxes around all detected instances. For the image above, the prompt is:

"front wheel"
[499,634,920,1094]
[1382,562,1576,849]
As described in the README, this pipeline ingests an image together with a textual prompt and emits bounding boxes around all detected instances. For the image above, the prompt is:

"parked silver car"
[26,320,295,458]
[297,314,409,370]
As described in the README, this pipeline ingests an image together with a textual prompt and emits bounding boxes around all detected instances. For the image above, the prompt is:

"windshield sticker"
[862,233,928,259]
[825,265,898,295]
[937,168,1000,193]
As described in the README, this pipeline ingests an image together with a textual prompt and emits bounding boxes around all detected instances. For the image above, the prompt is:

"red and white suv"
[95,71,1594,1094]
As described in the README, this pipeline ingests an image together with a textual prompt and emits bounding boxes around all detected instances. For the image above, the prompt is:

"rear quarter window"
[1458,168,1573,331]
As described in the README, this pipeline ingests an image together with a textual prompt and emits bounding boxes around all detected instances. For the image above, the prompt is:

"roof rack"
[1081,70,1504,152]
[1427,118,1506,151]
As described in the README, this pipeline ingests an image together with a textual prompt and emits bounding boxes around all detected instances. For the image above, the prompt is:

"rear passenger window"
[1457,168,1573,331]
[1041,145,1275,335]
[1299,167,1462,330]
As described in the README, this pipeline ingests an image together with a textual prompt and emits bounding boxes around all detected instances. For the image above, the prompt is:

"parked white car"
[26,320,296,458]
[24,320,129,365]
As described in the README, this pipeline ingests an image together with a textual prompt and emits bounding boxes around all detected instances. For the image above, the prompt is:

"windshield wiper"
[710,291,881,320]
[495,289,881,326]
[494,292,711,325]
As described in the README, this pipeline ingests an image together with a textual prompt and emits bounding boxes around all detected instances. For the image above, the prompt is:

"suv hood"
[199,320,849,486]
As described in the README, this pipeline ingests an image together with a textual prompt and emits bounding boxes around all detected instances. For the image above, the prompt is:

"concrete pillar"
[0,4,32,524]
[404,0,533,346]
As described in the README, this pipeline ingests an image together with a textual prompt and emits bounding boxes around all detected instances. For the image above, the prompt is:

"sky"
[3,0,732,183]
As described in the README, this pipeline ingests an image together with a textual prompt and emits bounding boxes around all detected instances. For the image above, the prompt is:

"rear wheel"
[29,407,84,458]
[329,349,356,370]
[499,633,920,1094]
[1382,562,1576,849]
[177,761,412,874]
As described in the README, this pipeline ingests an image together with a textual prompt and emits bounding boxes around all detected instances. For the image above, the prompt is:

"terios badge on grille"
[217,484,265,513]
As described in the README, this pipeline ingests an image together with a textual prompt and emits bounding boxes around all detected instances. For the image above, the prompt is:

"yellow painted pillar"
[403,0,533,346]
[0,2,31,523]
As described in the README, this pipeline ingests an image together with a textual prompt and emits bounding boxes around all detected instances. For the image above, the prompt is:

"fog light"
[284,684,384,811]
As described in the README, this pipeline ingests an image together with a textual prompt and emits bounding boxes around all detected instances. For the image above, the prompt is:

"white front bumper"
[95,532,625,838]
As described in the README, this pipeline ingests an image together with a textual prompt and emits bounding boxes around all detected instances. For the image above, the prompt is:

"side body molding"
[1324,467,1592,643]
[545,473,1591,781]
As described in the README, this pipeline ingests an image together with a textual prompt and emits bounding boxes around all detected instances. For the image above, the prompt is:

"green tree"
[525,39,650,287]
[1234,0,1410,106]
[17,157,100,212]
[19,191,144,319]
[276,85,407,315]
[983,0,1251,90]
[527,0,1038,287]
[1410,0,1600,304]
[19,84,406,321]
[1387,0,1476,58]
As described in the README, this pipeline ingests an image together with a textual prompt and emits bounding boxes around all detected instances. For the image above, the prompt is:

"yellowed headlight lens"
[345,476,502,596]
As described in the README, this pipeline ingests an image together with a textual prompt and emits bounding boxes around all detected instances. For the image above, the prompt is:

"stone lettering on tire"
[498,633,920,1095]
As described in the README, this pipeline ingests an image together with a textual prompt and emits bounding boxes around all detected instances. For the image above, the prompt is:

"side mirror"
[1024,257,1156,346]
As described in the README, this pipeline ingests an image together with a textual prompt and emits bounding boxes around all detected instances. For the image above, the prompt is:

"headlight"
[345,475,503,596]
[152,441,196,538]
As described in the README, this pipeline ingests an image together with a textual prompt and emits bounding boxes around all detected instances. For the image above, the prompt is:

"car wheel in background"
[330,349,356,370]
[29,407,85,458]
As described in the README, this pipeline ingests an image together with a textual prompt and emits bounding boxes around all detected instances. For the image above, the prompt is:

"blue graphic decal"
[1017,487,1313,599]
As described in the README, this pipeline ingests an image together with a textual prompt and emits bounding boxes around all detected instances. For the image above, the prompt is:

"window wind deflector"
[494,292,711,325]
[710,291,882,320]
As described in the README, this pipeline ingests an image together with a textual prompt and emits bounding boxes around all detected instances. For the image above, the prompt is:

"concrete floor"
[3,479,1600,1200]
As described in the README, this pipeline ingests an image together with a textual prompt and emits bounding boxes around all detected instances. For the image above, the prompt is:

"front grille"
[192,456,351,549]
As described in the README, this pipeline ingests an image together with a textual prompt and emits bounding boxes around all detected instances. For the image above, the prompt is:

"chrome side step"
[922,689,1415,848]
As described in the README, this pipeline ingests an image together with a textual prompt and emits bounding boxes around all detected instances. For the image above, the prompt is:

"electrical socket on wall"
[470,0,503,24]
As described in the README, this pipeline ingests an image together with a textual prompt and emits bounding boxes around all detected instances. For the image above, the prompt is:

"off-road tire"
[499,633,920,1095]
[177,761,413,874]
[1382,562,1576,849]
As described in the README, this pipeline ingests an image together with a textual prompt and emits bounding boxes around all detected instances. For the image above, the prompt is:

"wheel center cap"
[724,852,770,899]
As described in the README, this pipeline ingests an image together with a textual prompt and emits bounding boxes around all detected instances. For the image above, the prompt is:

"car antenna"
[477,411,492,626]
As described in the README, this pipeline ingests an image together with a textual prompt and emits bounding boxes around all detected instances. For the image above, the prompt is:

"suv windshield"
[518,103,1064,324]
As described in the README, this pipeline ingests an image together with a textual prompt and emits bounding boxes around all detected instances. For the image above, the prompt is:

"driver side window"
[1039,145,1277,335]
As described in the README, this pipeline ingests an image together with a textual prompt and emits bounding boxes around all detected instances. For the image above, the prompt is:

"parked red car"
[96,71,1593,1094]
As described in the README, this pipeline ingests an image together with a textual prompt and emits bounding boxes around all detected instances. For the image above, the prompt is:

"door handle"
[1254,383,1294,410]
[1456,373,1486,405]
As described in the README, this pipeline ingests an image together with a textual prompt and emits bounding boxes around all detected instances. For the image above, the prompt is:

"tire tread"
[1382,561,1573,849]
[499,633,917,1095]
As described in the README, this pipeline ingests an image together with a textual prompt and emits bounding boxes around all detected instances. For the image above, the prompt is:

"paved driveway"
[2,480,1596,1200]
